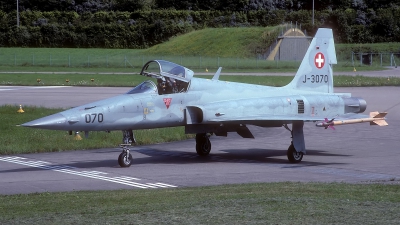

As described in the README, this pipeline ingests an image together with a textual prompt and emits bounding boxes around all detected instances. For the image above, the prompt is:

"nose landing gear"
[118,130,136,167]
[118,145,133,167]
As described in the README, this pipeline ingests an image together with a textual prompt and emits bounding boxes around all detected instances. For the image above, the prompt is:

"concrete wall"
[277,37,310,61]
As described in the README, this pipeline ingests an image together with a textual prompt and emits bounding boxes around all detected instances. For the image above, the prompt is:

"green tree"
[113,0,152,11]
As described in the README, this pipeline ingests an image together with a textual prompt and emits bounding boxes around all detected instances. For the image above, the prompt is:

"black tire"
[195,133,211,156]
[118,152,133,167]
[287,144,303,163]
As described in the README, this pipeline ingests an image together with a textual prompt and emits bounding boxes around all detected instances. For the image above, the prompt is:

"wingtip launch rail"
[316,112,388,128]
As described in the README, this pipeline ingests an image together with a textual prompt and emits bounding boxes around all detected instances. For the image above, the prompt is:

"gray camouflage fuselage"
[26,77,365,133]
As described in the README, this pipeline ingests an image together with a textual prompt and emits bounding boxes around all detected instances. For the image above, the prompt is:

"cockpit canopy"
[135,60,194,95]
[140,60,194,82]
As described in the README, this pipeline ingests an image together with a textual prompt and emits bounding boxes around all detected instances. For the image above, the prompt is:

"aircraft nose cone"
[21,113,67,130]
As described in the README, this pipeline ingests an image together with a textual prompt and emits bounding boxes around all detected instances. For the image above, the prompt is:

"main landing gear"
[283,122,305,163]
[287,143,303,163]
[195,133,211,156]
[118,130,136,167]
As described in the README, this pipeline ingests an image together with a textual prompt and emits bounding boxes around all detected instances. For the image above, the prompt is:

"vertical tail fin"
[285,28,337,93]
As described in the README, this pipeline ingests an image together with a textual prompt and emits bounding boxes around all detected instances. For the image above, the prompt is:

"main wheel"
[118,152,133,167]
[195,133,211,156]
[287,144,303,163]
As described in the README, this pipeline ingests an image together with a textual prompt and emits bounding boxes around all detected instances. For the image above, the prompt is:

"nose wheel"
[118,145,133,167]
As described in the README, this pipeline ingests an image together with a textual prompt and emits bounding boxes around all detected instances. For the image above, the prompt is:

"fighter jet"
[22,28,388,167]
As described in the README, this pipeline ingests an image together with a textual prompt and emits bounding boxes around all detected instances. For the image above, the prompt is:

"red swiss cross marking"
[163,98,172,109]
[314,52,325,69]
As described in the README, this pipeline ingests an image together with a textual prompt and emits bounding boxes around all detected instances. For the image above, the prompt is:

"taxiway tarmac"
[0,86,399,195]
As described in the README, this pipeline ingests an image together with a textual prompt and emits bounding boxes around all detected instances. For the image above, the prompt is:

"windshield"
[126,80,157,94]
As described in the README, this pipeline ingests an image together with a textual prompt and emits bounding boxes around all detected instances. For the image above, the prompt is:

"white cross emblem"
[314,52,325,69]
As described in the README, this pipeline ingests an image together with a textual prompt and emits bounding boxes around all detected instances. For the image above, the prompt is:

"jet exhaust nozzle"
[343,97,367,113]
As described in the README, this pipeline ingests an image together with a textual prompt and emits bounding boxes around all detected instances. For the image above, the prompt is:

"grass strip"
[0,182,399,224]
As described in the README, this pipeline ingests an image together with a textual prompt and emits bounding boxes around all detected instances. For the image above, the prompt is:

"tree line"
[2,0,399,12]
[0,0,399,49]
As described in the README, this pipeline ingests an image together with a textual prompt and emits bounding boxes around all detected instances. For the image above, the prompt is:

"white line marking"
[0,157,177,189]
[147,183,169,188]
[3,156,26,160]
[157,183,178,187]
[150,183,178,188]
[80,171,108,175]
[115,176,141,181]
[55,169,156,189]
